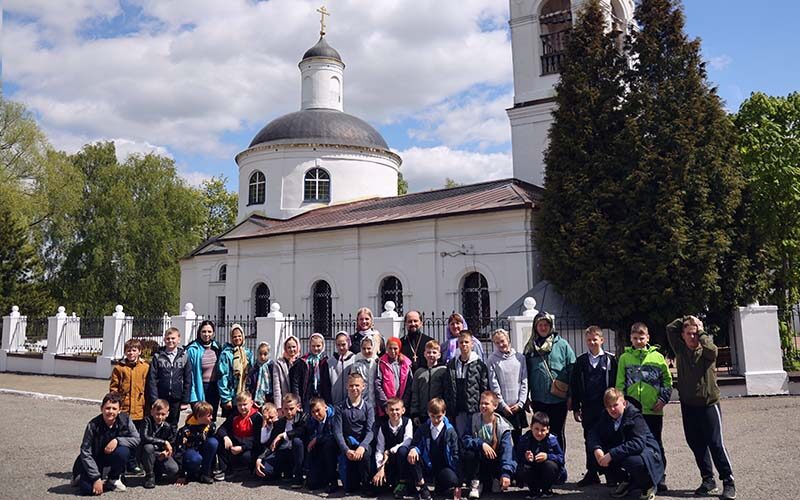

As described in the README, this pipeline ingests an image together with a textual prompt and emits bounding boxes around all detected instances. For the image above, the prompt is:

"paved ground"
[1,374,798,499]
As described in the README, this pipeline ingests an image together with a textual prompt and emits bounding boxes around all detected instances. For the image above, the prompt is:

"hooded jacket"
[147,346,192,405]
[516,430,567,484]
[325,350,355,405]
[411,416,460,472]
[186,338,221,403]
[444,351,489,414]
[375,353,413,416]
[616,345,672,415]
[487,348,528,413]
[463,412,516,479]
[587,404,664,488]
[78,413,140,481]
[217,342,255,405]
[666,319,720,407]
[217,405,263,452]
[109,358,149,420]
[525,334,576,404]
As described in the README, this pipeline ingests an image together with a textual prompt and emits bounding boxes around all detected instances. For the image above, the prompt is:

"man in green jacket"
[666,316,735,500]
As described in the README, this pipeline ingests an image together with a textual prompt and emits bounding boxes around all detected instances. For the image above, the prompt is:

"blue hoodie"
[411,415,460,472]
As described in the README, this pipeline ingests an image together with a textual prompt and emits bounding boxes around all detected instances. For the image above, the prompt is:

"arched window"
[253,283,270,317]
[330,76,341,104]
[218,265,227,282]
[461,272,490,329]
[539,0,572,75]
[312,280,332,335]
[379,276,403,315]
[248,171,266,205]
[304,168,330,202]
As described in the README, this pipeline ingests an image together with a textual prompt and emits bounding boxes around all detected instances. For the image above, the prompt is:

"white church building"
[178,0,635,332]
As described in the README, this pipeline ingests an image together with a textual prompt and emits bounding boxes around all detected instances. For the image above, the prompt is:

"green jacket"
[525,334,576,405]
[615,345,672,415]
[666,318,719,407]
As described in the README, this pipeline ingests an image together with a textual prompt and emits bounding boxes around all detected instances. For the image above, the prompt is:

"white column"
[0,306,25,371]
[373,301,403,339]
[256,303,293,357]
[171,303,198,346]
[96,305,128,379]
[43,306,68,375]
[507,297,539,354]
[732,305,789,395]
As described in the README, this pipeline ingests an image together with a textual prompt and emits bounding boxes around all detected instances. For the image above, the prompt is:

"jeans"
[182,437,219,477]
[73,446,130,496]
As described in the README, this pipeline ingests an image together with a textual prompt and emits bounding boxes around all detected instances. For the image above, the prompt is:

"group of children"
[72,316,732,500]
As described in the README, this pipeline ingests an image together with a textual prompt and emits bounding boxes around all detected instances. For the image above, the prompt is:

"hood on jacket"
[488,347,518,363]
[471,411,513,436]
[453,350,480,364]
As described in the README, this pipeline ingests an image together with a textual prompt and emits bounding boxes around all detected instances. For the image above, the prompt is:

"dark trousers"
[501,408,528,445]
[384,445,411,487]
[579,400,605,475]
[462,448,505,486]
[167,399,183,425]
[517,460,560,493]
[339,438,373,492]
[141,444,179,480]
[412,461,459,493]
[73,446,130,496]
[201,382,221,422]
[182,437,219,477]
[531,400,568,451]
[606,455,653,491]
[126,419,144,470]
[680,403,734,481]
[308,438,339,489]
[261,443,303,480]
[217,441,254,473]
[643,413,666,482]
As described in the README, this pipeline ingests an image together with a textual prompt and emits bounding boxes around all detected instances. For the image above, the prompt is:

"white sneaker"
[106,478,126,492]
[469,480,480,499]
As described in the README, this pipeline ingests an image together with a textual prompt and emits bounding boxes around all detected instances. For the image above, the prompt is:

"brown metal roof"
[202,178,541,249]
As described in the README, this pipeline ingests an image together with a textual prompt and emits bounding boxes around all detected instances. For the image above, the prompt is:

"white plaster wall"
[508,101,556,187]
[300,59,344,111]
[180,209,536,319]
[237,147,400,222]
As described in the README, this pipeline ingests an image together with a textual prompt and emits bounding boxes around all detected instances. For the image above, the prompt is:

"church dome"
[302,36,342,63]
[249,109,390,151]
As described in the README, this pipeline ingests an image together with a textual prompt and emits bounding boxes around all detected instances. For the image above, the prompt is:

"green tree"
[734,92,800,316]
[199,176,238,240]
[443,177,462,188]
[397,172,408,195]
[535,0,629,328]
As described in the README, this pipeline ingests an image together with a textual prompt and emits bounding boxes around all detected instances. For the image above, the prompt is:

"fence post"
[256,303,292,356]
[731,304,789,395]
[171,303,198,346]
[374,301,403,339]
[42,306,68,375]
[97,305,127,379]
[1,306,25,372]
[508,297,538,354]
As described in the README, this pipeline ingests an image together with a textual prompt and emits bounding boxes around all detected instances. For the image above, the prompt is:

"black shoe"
[199,474,214,484]
[418,485,432,500]
[525,490,542,500]
[577,473,600,487]
[721,480,736,500]
[144,475,156,489]
[694,478,719,496]
[657,481,668,493]
[606,479,619,488]
[291,476,305,489]
[327,484,340,495]
[610,481,630,498]
[541,490,556,498]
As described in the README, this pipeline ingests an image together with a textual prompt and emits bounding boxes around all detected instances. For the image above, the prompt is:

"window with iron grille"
[539,0,572,75]
[248,170,266,205]
[379,276,404,314]
[312,280,332,335]
[254,283,270,318]
[461,272,490,329]
[304,168,331,202]
[217,296,226,320]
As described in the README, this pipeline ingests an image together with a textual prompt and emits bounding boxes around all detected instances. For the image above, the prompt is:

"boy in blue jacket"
[407,398,461,500]
[462,391,516,499]
[306,398,340,492]
[516,411,566,498]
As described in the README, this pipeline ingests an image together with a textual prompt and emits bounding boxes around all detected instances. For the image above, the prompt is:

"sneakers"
[212,469,225,481]
[199,474,214,484]
[577,473,600,487]
[105,478,126,492]
[525,490,542,499]
[694,478,719,496]
[639,486,656,500]
[610,481,630,498]
[144,476,156,489]
[394,482,408,499]
[721,480,736,500]
[469,479,481,499]
[127,465,143,476]
[418,484,432,500]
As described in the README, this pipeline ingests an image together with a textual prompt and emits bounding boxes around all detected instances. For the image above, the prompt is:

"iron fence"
[205,316,258,353]
[61,317,102,356]
[23,317,48,352]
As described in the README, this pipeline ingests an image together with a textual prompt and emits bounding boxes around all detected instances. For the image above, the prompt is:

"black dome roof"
[249,109,389,151]
[302,37,342,63]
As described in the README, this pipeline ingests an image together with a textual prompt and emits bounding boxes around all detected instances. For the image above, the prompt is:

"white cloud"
[177,169,214,188]
[398,146,512,192]
[112,138,172,163]
[707,54,732,71]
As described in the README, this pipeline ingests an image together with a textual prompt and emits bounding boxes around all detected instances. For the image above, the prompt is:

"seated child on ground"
[515,411,566,498]
[334,372,376,494]
[587,388,664,500]
[306,397,340,492]
[175,401,219,484]
[462,391,516,499]
[216,390,263,479]
[267,392,308,487]
[72,392,141,495]
[140,398,179,489]
[372,398,413,498]
[254,403,285,481]
[407,398,461,500]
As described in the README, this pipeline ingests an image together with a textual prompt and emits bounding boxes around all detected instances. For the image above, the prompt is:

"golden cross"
[317,5,330,37]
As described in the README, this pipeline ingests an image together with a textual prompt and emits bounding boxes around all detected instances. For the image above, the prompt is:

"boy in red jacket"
[216,390,263,480]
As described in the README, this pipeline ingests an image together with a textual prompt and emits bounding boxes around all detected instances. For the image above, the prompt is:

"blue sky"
[3,1,798,192]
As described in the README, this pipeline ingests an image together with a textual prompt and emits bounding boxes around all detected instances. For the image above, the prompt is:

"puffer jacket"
[410,364,447,420]
[525,334,576,405]
[147,346,192,404]
[443,351,489,414]
[616,345,672,415]
[109,359,149,420]
[463,412,516,479]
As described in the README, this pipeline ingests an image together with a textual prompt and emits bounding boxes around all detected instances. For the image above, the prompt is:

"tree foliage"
[537,0,746,341]
[397,172,409,195]
[199,176,238,240]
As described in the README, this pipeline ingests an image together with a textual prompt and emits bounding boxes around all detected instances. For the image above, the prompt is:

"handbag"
[539,352,570,399]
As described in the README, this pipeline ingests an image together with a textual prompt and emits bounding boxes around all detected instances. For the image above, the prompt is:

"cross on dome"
[317,5,330,36]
